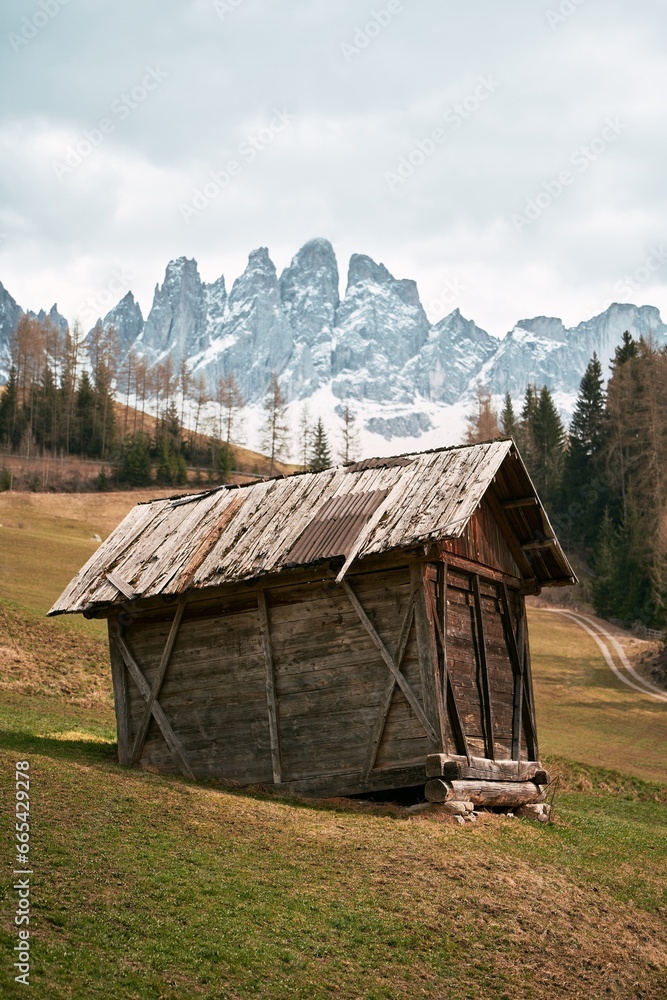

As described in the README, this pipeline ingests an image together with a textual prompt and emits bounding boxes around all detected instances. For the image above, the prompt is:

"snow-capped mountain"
[2,239,667,457]
[0,283,68,375]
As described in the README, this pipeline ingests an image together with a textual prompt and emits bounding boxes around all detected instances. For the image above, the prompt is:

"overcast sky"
[0,0,665,336]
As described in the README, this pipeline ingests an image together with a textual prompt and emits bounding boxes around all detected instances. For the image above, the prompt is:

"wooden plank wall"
[444,497,522,580]
[268,567,427,781]
[124,591,272,781]
[121,565,430,783]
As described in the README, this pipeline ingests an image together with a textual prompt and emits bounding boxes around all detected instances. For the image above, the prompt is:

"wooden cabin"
[49,441,576,807]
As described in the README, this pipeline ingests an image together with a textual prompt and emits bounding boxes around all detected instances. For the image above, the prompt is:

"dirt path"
[542,608,667,703]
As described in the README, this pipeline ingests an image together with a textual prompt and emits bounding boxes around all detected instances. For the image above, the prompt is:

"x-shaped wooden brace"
[109,598,194,780]
[341,579,439,782]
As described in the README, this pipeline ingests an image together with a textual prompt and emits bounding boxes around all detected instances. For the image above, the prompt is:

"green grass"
[0,496,666,997]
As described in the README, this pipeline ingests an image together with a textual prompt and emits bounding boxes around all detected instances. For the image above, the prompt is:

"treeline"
[0,315,362,488]
[0,315,246,487]
[466,333,667,628]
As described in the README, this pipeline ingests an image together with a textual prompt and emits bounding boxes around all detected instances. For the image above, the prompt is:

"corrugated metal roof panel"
[286,489,389,564]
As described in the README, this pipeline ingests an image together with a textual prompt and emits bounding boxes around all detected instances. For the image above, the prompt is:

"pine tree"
[500,393,518,440]
[517,384,538,463]
[530,386,566,508]
[116,433,152,487]
[559,354,607,548]
[591,508,618,618]
[612,330,638,368]
[309,418,332,471]
[216,442,234,483]
[75,371,96,456]
[0,366,20,447]
[261,373,289,475]
[156,435,177,485]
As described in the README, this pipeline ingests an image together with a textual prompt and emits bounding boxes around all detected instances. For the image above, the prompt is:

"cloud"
[0,0,666,334]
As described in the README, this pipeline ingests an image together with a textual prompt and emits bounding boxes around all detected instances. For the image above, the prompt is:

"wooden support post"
[471,574,495,760]
[499,583,525,762]
[522,615,539,761]
[109,622,195,780]
[425,578,471,765]
[108,617,132,766]
[410,562,446,753]
[341,578,439,744]
[361,599,415,781]
[257,589,282,785]
[436,561,448,721]
[131,596,187,767]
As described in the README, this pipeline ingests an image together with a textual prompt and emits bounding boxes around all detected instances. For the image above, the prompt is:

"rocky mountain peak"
[97,291,144,354]
[514,316,568,342]
[139,257,207,362]
[346,253,392,289]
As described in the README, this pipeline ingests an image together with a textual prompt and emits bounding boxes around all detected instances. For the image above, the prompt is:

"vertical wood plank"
[426,579,471,765]
[108,616,132,766]
[257,589,282,784]
[471,573,495,760]
[521,604,539,760]
[512,608,526,761]
[499,583,525,761]
[410,562,446,753]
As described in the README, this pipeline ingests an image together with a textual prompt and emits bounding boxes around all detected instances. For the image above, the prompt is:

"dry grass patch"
[0,600,111,707]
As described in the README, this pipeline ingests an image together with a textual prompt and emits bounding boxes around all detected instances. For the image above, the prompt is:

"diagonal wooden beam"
[425,583,472,765]
[257,589,282,784]
[361,600,415,781]
[471,574,495,760]
[340,578,439,744]
[130,597,187,767]
[109,622,195,780]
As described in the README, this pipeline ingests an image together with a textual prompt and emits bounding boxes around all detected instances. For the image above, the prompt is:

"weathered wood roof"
[49,440,575,616]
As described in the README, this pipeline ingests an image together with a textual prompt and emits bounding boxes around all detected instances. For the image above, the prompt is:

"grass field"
[0,492,666,998]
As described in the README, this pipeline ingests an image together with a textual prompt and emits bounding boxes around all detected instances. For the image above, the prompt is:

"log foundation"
[424,777,546,808]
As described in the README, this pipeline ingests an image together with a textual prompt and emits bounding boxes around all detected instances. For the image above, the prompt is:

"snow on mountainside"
[1,239,667,458]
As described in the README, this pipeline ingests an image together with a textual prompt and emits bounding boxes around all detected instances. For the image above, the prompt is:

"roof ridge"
[137,439,515,505]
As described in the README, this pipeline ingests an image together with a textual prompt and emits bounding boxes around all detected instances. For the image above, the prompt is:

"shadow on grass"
[0,727,413,819]
[0,728,117,764]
